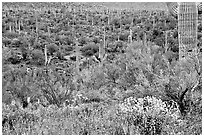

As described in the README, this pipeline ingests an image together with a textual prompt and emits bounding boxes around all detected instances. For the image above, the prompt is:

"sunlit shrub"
[30,49,45,66]
[118,96,181,135]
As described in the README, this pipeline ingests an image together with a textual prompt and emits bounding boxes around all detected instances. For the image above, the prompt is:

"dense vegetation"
[2,2,202,135]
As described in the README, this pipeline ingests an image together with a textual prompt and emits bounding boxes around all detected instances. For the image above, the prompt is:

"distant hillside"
[84,2,168,11]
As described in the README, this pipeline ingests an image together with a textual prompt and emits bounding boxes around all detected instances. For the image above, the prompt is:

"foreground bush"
[2,95,201,135]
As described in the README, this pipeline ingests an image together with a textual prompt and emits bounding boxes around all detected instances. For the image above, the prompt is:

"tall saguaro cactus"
[166,2,202,60]
[99,27,106,68]
[15,19,18,32]
[74,40,80,91]
[35,11,38,34]
[128,28,133,43]
[18,20,21,34]
[9,22,12,32]
[143,31,147,47]
[178,2,198,60]
[44,45,48,66]
[75,40,80,75]
[165,31,168,53]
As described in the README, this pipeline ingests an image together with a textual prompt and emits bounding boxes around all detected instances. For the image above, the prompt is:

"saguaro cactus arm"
[166,2,202,18]
[166,2,178,18]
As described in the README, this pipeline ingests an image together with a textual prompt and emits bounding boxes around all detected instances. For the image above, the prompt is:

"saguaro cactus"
[35,11,38,34]
[165,30,169,53]
[118,10,122,34]
[18,20,21,34]
[73,8,76,25]
[178,2,198,59]
[75,40,80,75]
[44,45,48,66]
[166,2,202,60]
[9,22,12,32]
[108,12,110,26]
[74,39,81,91]
[92,17,94,26]
[98,27,106,68]
[128,28,133,43]
[15,19,18,32]
[48,26,51,38]
[153,16,156,29]
[143,31,147,47]
[86,11,89,22]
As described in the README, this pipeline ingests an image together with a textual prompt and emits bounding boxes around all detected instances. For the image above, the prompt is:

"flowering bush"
[118,96,181,134]
[119,96,180,118]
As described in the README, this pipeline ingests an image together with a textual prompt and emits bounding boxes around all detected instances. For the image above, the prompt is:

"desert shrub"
[91,36,100,44]
[2,102,41,135]
[62,45,74,54]
[152,54,169,75]
[162,55,201,117]
[4,31,19,39]
[3,67,34,105]
[2,47,12,64]
[78,36,88,46]
[104,63,122,84]
[119,31,129,41]
[2,38,12,46]
[106,41,126,53]
[80,42,98,57]
[30,49,45,66]
[80,66,107,90]
[11,38,21,47]
[119,65,141,89]
[106,42,116,52]
[6,49,23,64]
[35,66,75,107]
[47,43,58,56]
[56,35,74,45]
[122,18,132,26]
[167,37,179,52]
[110,18,120,28]
[2,86,201,135]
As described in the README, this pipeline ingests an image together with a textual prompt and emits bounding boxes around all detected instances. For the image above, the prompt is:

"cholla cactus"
[178,2,198,60]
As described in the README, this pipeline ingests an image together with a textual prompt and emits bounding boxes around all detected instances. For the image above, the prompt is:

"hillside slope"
[83,2,168,11]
